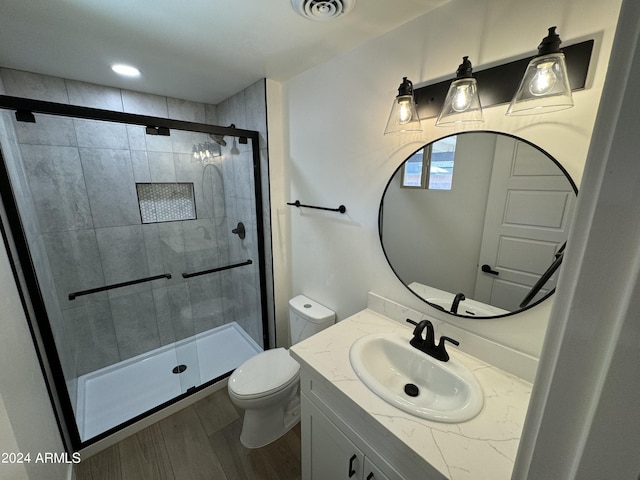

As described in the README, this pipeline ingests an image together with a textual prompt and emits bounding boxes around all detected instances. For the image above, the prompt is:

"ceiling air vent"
[291,0,357,21]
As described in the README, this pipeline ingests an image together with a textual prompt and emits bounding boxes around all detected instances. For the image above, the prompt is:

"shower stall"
[0,95,269,450]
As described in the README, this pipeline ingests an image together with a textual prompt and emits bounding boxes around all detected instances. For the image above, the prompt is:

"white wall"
[0,238,69,480]
[514,0,640,476]
[278,0,622,359]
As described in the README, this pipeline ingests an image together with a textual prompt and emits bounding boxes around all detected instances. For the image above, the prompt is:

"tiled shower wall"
[216,82,270,347]
[0,68,270,411]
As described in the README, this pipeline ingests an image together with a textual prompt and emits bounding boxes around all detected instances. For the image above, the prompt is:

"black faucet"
[450,293,466,314]
[406,319,460,362]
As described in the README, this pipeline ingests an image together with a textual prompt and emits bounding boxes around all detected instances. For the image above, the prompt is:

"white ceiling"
[0,0,449,104]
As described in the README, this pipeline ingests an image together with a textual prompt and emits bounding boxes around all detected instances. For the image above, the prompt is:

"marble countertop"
[290,308,532,480]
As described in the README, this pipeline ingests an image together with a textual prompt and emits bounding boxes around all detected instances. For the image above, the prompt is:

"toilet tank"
[289,295,336,345]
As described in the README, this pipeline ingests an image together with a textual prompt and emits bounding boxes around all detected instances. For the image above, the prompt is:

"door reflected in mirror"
[379,132,577,318]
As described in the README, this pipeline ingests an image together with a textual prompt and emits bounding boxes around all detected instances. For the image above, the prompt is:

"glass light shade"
[384,94,422,134]
[436,77,483,126]
[506,52,573,115]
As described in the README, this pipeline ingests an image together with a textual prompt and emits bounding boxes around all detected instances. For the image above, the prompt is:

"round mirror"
[379,132,577,318]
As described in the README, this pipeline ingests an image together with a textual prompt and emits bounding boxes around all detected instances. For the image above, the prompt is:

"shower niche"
[0,97,269,450]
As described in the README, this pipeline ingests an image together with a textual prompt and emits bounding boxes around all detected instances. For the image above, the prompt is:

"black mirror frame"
[378,130,578,319]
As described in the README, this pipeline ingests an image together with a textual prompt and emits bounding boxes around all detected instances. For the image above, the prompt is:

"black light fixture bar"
[414,39,593,119]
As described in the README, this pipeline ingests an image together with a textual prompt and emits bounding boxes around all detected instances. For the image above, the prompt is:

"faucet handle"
[434,336,459,362]
[406,319,418,326]
[441,336,459,347]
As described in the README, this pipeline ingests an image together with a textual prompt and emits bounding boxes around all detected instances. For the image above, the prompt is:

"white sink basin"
[349,333,483,422]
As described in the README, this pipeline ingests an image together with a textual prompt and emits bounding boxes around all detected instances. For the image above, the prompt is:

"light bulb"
[397,98,413,124]
[529,61,557,96]
[452,85,472,112]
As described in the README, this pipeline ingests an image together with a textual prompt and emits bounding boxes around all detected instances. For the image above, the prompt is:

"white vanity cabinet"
[291,306,533,480]
[301,394,390,480]
[299,365,446,480]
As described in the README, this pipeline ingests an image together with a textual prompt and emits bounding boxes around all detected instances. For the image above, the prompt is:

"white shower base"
[76,321,262,441]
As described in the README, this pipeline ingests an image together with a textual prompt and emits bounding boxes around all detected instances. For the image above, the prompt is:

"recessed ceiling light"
[111,64,141,77]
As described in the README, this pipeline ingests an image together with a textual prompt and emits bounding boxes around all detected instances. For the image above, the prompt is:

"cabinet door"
[302,396,363,480]
[363,457,391,480]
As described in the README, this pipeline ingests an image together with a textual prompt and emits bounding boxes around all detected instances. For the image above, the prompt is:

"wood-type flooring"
[75,388,302,480]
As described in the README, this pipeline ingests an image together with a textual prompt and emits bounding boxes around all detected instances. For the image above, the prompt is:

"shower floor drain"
[172,364,187,374]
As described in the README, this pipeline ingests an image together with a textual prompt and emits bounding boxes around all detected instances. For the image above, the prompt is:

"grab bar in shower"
[182,259,253,279]
[287,200,346,214]
[68,273,172,300]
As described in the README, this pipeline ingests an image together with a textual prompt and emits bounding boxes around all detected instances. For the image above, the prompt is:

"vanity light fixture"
[506,27,573,115]
[384,77,422,135]
[436,56,483,126]
[401,35,592,123]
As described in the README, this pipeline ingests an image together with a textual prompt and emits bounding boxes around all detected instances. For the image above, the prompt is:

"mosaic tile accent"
[136,183,196,224]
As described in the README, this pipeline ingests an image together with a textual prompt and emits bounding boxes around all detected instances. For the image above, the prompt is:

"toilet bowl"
[228,295,335,448]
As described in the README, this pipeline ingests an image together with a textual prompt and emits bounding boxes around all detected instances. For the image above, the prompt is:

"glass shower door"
[0,106,266,445]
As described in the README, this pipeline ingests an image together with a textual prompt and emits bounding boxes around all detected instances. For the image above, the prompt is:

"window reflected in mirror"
[400,136,457,190]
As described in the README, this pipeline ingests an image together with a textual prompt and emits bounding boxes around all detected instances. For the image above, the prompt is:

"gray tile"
[15,114,77,146]
[245,80,267,141]
[21,144,93,233]
[110,290,160,360]
[145,132,173,153]
[187,276,226,334]
[171,129,208,155]
[66,80,124,111]
[153,283,194,344]
[0,131,42,241]
[167,98,205,123]
[74,119,129,150]
[79,147,140,228]
[174,152,217,220]
[131,150,151,182]
[215,99,230,127]
[94,225,151,293]
[147,151,176,182]
[63,300,120,375]
[122,90,168,117]
[127,125,147,151]
[181,219,221,273]
[200,163,227,220]
[154,221,188,281]
[0,68,69,103]
[31,237,79,384]
[42,229,106,308]
[204,104,218,125]
[142,223,189,282]
[233,151,255,201]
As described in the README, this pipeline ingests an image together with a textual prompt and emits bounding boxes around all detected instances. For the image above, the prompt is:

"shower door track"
[0,94,255,139]
[0,94,270,453]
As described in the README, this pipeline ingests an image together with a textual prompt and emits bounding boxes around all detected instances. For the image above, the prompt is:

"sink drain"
[172,364,187,374]
[404,383,419,397]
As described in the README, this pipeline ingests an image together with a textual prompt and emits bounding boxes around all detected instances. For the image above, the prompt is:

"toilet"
[228,295,335,448]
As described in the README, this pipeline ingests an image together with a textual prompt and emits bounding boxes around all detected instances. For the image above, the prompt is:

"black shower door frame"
[0,94,270,452]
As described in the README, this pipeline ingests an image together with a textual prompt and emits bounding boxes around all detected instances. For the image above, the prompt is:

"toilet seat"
[228,348,300,399]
